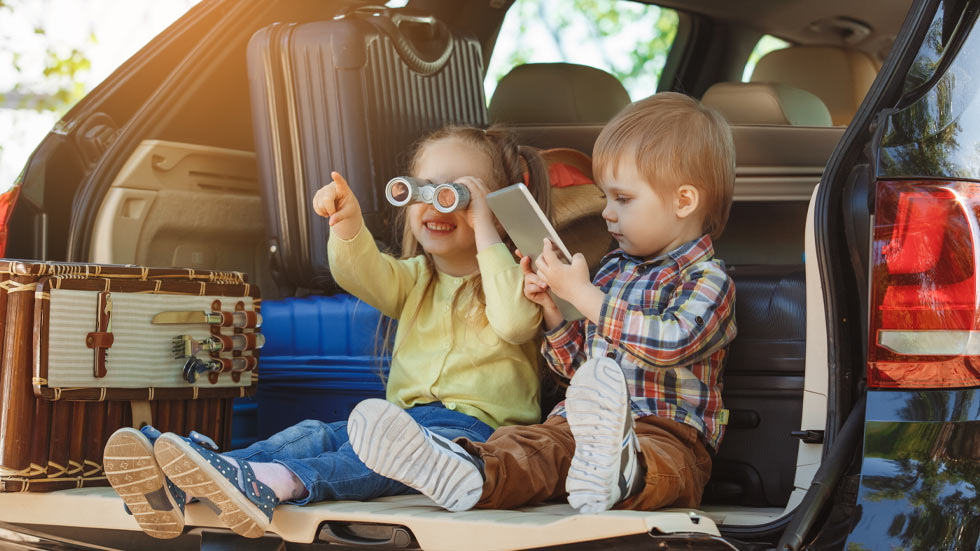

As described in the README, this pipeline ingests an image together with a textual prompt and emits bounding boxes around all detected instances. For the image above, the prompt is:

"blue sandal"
[104,425,187,539]
[154,432,279,538]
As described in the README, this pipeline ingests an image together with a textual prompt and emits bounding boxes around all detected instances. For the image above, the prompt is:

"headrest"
[489,63,631,124]
[539,148,612,270]
[750,46,877,126]
[702,82,832,126]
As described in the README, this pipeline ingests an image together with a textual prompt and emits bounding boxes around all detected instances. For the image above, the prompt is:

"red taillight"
[0,186,20,257]
[869,180,980,388]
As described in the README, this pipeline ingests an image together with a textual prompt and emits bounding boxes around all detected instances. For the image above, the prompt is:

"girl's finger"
[331,171,351,194]
[520,255,534,275]
[322,187,339,215]
[455,176,483,189]
[313,187,334,217]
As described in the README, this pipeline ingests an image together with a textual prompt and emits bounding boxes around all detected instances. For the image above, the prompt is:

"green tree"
[0,0,95,168]
[0,0,94,113]
[486,0,679,100]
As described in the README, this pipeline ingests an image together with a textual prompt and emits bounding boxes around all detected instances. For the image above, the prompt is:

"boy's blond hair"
[593,92,735,239]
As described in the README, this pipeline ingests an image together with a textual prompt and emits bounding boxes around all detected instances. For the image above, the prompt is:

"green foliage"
[486,0,680,100]
[1,0,95,114]
[741,35,790,81]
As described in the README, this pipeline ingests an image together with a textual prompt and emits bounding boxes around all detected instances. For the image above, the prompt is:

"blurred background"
[0,0,200,193]
[0,0,786,195]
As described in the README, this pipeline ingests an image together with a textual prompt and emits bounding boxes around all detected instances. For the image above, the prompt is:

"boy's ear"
[674,184,700,219]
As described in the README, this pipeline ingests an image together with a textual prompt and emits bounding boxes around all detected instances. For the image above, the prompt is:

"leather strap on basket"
[85,291,113,378]
[207,299,259,385]
[231,301,245,383]
[130,400,153,429]
[209,299,222,384]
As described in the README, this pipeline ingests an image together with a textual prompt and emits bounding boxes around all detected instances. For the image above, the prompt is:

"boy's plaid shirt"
[543,234,736,452]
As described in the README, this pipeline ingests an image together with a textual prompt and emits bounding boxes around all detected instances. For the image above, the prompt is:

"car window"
[901,1,969,95]
[485,0,679,102]
[741,34,790,82]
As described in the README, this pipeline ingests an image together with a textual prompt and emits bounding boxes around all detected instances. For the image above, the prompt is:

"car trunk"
[0,0,878,549]
[0,488,726,549]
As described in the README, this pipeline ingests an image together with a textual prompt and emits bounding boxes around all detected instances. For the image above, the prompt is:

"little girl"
[103,126,552,539]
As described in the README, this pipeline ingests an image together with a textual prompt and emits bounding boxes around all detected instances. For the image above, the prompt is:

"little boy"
[348,92,737,513]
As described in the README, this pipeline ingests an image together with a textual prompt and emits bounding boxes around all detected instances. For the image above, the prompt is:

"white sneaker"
[565,357,642,513]
[347,399,485,512]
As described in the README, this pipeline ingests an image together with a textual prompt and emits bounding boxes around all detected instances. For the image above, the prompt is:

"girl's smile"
[422,218,457,233]
[409,137,496,275]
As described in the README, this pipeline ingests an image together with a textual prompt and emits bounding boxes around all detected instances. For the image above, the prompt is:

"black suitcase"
[247,7,488,291]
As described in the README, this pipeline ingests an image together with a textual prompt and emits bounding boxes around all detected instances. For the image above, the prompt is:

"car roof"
[624,0,913,60]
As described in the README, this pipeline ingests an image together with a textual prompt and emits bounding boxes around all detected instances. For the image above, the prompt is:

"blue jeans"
[225,402,494,505]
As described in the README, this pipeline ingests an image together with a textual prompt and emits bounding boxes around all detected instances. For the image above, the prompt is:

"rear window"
[485,0,679,102]
[741,34,790,81]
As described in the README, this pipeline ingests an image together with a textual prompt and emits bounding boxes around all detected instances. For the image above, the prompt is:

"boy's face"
[599,159,701,259]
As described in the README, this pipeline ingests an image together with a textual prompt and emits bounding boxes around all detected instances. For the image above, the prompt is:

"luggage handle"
[336,5,454,75]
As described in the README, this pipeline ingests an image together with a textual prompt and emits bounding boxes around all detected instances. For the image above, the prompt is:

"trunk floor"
[0,487,782,550]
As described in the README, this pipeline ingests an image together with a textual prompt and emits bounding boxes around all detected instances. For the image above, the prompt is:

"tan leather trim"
[129,400,153,429]
[703,82,832,126]
[505,124,844,172]
[750,46,878,126]
[489,63,631,124]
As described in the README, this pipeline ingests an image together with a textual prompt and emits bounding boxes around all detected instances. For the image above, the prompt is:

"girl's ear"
[675,185,700,219]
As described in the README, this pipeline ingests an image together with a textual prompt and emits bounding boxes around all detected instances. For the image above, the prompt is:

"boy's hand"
[519,252,564,330]
[456,176,502,251]
[535,239,591,301]
[536,239,604,324]
[313,171,363,241]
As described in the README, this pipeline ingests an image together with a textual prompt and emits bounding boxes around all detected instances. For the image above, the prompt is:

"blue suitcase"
[245,294,390,441]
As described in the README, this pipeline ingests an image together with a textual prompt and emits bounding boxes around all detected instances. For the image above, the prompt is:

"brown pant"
[457,415,712,511]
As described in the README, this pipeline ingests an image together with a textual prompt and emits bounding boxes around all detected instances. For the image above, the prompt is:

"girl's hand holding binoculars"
[456,177,502,251]
[313,171,363,240]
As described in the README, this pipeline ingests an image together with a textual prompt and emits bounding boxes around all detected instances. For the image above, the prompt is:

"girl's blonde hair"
[376,125,552,382]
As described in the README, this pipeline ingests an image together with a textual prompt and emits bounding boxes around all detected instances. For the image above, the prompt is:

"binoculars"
[385,177,471,213]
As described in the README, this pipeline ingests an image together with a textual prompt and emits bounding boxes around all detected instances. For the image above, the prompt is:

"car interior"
[6,0,918,546]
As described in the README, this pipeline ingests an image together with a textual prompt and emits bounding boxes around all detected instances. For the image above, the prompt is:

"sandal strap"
[142,424,218,452]
[183,439,279,521]
[188,431,219,451]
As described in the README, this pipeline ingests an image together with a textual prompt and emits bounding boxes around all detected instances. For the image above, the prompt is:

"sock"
[217,455,308,502]
[248,461,308,501]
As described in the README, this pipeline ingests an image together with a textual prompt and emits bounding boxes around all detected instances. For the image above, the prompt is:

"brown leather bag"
[0,261,261,492]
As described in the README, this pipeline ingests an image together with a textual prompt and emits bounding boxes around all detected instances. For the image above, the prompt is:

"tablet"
[486,183,584,321]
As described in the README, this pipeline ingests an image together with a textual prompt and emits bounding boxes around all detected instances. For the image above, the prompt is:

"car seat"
[749,45,878,126]
[701,80,839,266]
[489,62,631,125]
[702,82,832,126]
